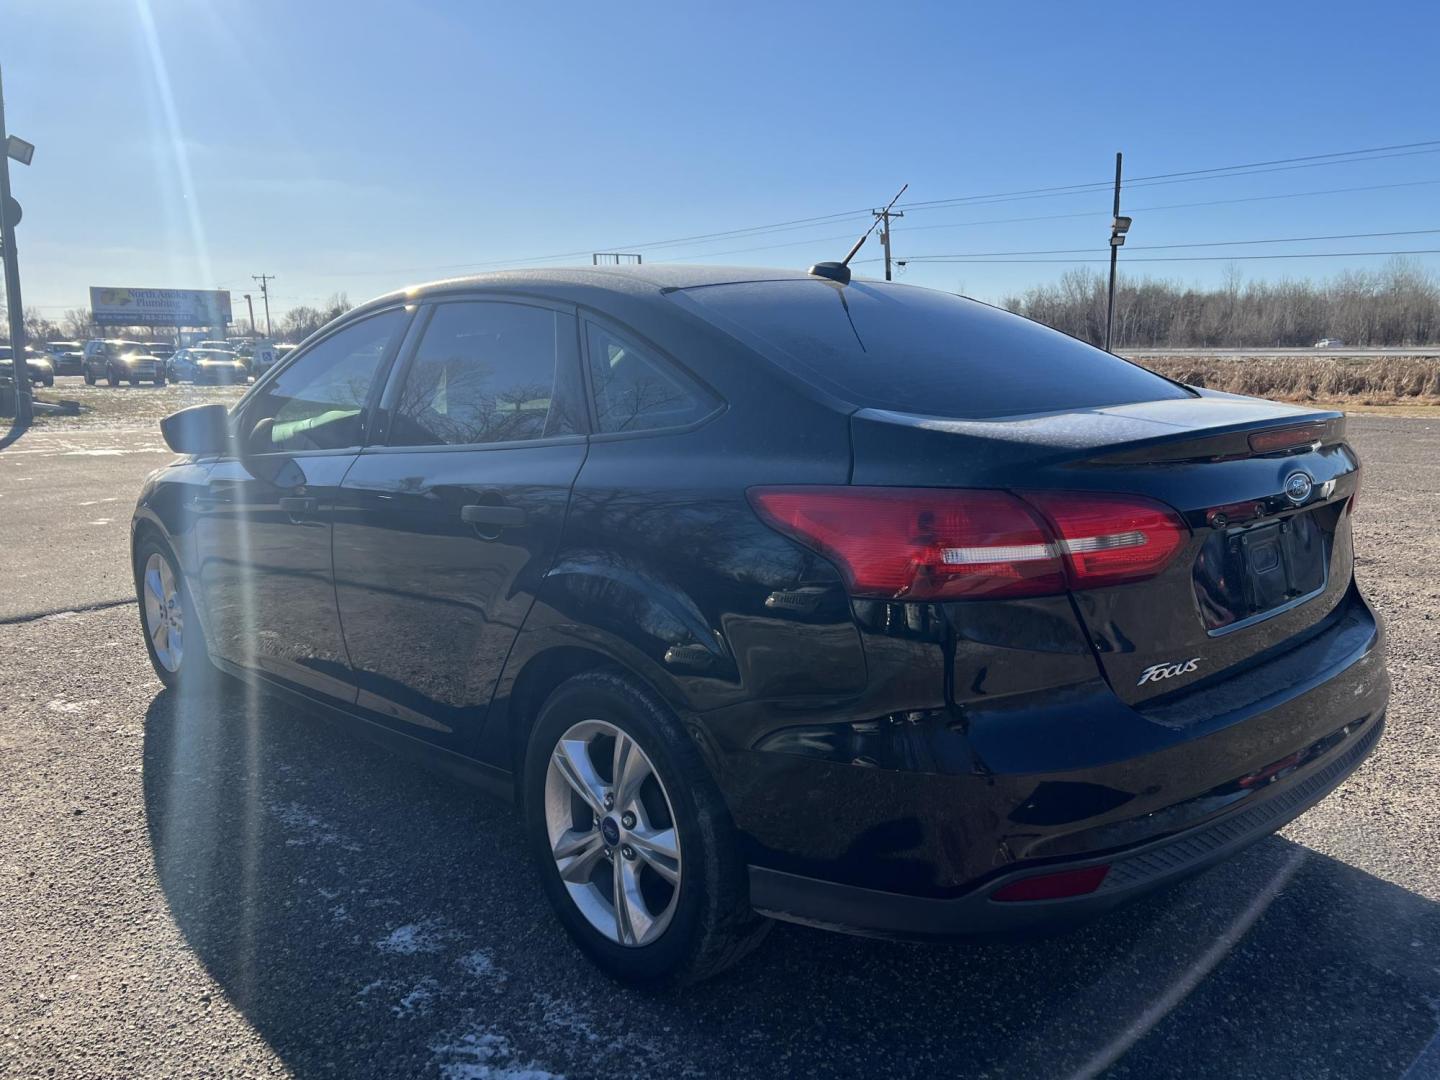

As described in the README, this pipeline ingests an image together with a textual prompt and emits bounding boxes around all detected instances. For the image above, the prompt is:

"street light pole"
[0,62,32,436]
[1103,152,1132,354]
[244,293,257,336]
[1104,152,1123,353]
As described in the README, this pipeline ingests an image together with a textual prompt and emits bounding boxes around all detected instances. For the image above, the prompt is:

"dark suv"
[132,266,1386,985]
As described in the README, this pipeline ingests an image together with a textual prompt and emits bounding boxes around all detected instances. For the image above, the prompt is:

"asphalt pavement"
[2,379,1438,1079]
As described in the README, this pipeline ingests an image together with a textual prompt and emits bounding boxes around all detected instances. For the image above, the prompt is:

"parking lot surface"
[2,384,1438,1078]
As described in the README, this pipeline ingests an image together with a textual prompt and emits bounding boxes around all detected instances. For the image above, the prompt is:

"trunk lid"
[850,392,1360,705]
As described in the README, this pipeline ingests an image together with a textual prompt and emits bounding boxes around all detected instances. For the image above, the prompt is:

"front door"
[195,308,412,701]
[332,298,588,750]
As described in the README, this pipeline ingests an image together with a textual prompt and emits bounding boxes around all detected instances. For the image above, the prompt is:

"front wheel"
[134,536,216,691]
[524,671,769,986]
[84,370,96,385]
[107,369,121,387]
[154,377,166,387]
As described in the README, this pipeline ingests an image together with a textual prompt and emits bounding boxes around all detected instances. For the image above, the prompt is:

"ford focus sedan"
[131,265,1387,985]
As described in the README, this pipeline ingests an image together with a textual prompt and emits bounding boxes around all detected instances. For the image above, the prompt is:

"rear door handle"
[461,504,526,528]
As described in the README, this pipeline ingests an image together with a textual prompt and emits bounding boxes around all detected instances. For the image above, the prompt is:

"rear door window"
[584,323,718,434]
[678,279,1191,418]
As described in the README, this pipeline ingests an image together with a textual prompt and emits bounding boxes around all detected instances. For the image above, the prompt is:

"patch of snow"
[46,699,85,714]
[393,977,440,1018]
[375,918,451,955]
[267,800,351,849]
[431,1029,562,1080]
[457,949,506,985]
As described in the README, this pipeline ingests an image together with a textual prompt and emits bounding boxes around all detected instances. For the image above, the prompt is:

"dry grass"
[1135,354,1440,407]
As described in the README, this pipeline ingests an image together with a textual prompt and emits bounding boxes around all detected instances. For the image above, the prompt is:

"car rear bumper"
[749,709,1383,938]
[723,584,1387,935]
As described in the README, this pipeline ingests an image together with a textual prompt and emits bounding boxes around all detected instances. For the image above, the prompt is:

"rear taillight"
[1022,491,1187,589]
[749,487,1187,601]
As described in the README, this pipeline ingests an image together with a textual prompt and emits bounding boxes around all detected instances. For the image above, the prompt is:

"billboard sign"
[89,286,232,328]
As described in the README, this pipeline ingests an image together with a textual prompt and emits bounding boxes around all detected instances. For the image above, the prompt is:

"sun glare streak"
[133,0,214,286]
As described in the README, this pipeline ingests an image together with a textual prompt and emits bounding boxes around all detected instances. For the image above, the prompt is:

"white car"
[1313,338,1346,349]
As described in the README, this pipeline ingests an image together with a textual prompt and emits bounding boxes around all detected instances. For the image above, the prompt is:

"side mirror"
[160,403,230,455]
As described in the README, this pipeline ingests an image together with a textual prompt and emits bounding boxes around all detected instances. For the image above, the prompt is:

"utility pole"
[873,205,905,281]
[1104,152,1132,353]
[0,62,33,438]
[251,273,273,337]
[243,293,257,336]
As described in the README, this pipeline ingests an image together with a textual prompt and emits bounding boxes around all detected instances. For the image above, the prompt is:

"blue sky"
[7,0,1440,321]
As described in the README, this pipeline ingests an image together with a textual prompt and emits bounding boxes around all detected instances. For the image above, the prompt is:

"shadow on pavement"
[142,683,1440,1080]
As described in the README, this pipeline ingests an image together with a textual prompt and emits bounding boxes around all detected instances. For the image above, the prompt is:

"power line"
[896,139,1440,212]
[887,248,1440,265]
[901,227,1440,261]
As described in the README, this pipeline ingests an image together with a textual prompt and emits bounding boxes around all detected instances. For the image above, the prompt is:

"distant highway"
[1120,346,1440,358]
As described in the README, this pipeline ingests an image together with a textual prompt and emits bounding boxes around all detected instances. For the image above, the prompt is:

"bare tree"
[1003,258,1440,347]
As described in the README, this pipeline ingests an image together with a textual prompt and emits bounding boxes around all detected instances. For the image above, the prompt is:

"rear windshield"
[679,279,1191,418]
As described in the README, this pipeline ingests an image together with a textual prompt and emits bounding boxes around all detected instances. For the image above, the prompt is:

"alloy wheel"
[543,719,682,947]
[141,552,184,673]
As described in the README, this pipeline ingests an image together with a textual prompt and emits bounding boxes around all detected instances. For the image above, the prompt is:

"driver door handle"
[279,496,317,520]
[460,504,526,528]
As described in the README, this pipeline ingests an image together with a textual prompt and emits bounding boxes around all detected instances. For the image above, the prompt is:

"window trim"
[577,310,725,442]
[227,304,416,460]
[370,293,591,453]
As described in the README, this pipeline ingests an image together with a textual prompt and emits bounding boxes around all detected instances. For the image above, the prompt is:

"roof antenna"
[809,183,908,285]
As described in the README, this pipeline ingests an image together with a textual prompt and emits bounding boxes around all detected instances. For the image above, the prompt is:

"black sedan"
[132,265,1387,985]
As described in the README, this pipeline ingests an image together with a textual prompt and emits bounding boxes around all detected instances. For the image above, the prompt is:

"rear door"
[332,297,589,749]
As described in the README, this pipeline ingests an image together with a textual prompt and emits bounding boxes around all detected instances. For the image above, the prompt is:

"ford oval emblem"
[1283,470,1314,505]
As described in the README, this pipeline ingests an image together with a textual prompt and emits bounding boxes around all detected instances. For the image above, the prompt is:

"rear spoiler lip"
[1086,412,1346,466]
[851,398,1346,468]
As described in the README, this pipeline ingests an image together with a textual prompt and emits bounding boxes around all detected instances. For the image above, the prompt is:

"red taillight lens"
[749,487,1187,601]
[749,487,1064,600]
[1021,491,1187,589]
[991,864,1110,902]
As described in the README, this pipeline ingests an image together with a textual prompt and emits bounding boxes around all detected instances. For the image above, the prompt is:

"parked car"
[0,345,54,386]
[83,339,165,386]
[135,266,1386,985]
[42,340,85,376]
[147,343,176,361]
[171,346,247,385]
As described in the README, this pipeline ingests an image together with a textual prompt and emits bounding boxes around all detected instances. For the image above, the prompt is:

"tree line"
[8,293,354,346]
[1001,259,1440,347]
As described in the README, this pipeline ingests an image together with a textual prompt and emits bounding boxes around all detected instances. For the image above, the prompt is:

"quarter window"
[389,302,572,446]
[242,309,406,453]
[585,323,715,434]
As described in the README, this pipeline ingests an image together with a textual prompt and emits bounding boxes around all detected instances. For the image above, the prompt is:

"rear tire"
[42,375,54,387]
[154,377,166,387]
[84,370,96,386]
[133,535,216,691]
[523,670,770,986]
